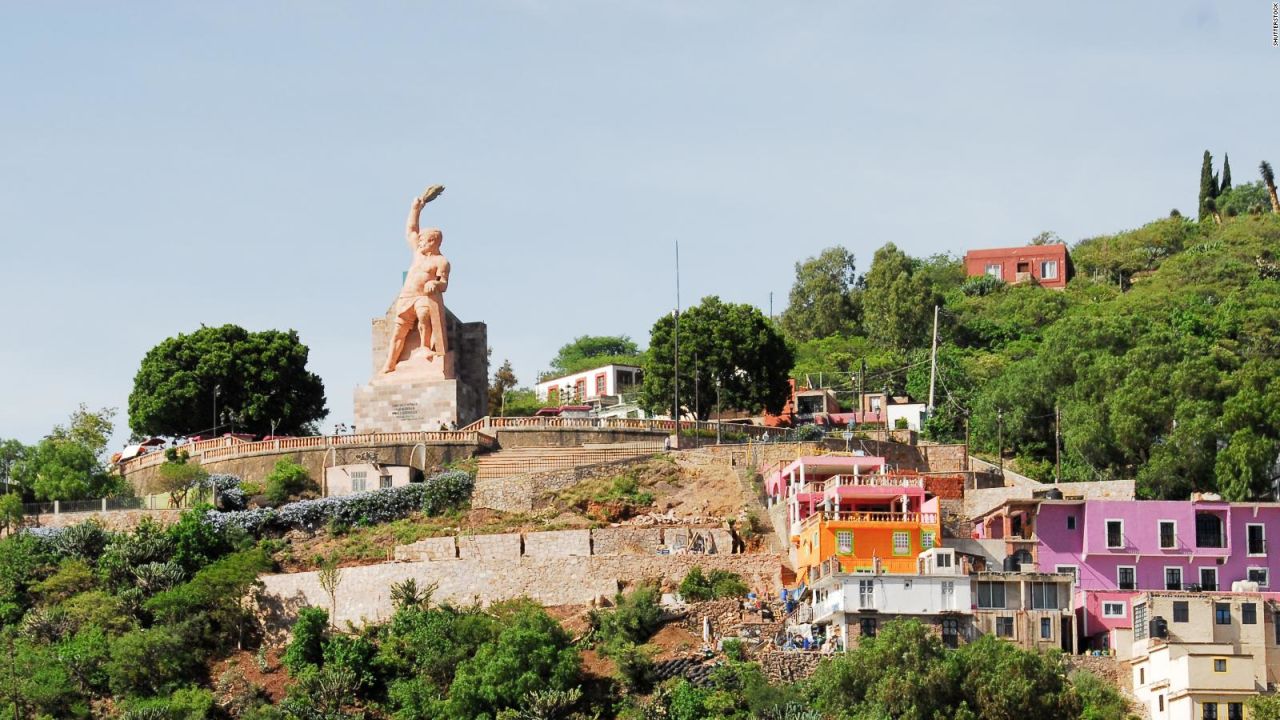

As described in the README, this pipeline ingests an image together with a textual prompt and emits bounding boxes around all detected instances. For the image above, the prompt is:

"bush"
[960,274,1006,297]
[263,460,317,504]
[210,474,247,511]
[167,508,232,573]
[52,521,111,563]
[679,568,748,601]
[612,642,657,694]
[792,424,826,442]
[107,622,204,696]
[421,469,474,515]
[119,686,216,719]
[0,492,23,533]
[721,638,746,661]
[590,585,663,651]
[283,607,329,674]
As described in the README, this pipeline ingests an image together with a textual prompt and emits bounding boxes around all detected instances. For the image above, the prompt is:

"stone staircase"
[475,443,665,481]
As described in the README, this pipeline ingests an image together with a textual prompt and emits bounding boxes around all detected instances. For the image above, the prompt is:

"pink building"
[963,244,1071,289]
[978,498,1280,649]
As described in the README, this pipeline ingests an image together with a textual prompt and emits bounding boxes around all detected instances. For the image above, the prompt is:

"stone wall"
[756,652,825,684]
[923,474,965,499]
[258,553,782,630]
[494,428,667,449]
[963,479,1136,519]
[126,440,483,494]
[28,508,184,531]
[393,526,725,562]
[472,456,654,513]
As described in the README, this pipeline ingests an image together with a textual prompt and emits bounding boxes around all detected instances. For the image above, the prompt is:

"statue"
[383,185,450,374]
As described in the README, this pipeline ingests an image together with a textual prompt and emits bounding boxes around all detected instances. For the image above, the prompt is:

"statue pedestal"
[354,376,470,432]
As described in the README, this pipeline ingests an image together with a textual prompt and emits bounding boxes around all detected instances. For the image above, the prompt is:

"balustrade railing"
[823,474,924,492]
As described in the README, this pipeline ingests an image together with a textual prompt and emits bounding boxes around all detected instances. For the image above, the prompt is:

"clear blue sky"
[1,2,1276,447]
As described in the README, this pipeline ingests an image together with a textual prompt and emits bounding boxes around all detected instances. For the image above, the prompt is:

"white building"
[809,548,973,649]
[535,364,643,405]
[886,402,928,431]
[324,463,413,496]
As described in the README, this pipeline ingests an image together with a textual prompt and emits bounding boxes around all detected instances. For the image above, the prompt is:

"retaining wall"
[393,526,729,562]
[259,552,782,629]
[472,456,655,513]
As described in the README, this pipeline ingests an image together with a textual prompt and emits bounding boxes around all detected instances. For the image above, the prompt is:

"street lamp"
[715,376,722,445]
[212,384,221,435]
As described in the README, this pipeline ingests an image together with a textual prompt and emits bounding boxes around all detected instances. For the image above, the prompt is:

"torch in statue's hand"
[419,185,445,204]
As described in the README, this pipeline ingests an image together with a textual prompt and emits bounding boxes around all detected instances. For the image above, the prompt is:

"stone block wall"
[524,529,592,559]
[591,527,663,556]
[30,508,184,531]
[258,552,783,630]
[457,532,522,560]
[472,456,653,513]
[393,535,457,561]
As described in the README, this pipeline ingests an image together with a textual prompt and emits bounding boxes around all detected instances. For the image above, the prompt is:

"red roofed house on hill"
[963,243,1072,289]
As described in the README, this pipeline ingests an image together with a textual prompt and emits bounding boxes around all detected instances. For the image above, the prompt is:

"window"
[1248,524,1266,555]
[1158,695,1164,712]
[1056,565,1078,582]
[1159,520,1176,549]
[1200,567,1218,591]
[1165,567,1183,591]
[985,263,1002,279]
[860,617,877,638]
[1173,601,1189,622]
[1203,702,1218,720]
[1066,515,1076,530]
[1103,602,1126,618]
[941,618,960,648]
[1242,603,1257,625]
[1138,667,1145,685]
[351,470,367,492]
[1106,520,1124,548]
[1134,603,1148,640]
[892,531,910,556]
[1040,260,1059,280]
[1196,513,1224,548]
[859,580,875,609]
[594,373,607,397]
[1228,703,1243,720]
[922,531,936,550]
[379,474,393,489]
[836,531,853,555]
[1214,658,1227,673]
[573,378,587,401]
[1276,613,1280,644]
[996,616,1014,637]
[1117,566,1136,590]
[547,386,559,403]
[935,552,952,568]
[1029,582,1057,610]
[976,582,1006,609]
[1215,603,1231,625]
[1248,567,1269,587]
[1040,617,1052,640]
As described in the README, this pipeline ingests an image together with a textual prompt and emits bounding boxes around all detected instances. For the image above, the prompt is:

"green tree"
[283,607,330,674]
[1248,694,1280,720]
[157,450,210,507]
[49,404,117,460]
[1262,160,1280,213]
[640,296,793,420]
[1216,181,1272,217]
[1220,153,1232,193]
[445,604,581,720]
[263,458,317,504]
[0,494,23,535]
[779,246,862,342]
[1199,149,1219,221]
[0,439,27,493]
[488,359,519,415]
[863,243,938,352]
[128,324,327,438]
[14,437,115,501]
[545,335,642,378]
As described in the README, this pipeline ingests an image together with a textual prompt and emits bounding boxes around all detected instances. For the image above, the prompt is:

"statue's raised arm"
[405,185,445,249]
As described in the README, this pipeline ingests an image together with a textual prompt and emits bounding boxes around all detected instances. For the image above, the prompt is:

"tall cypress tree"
[1199,150,1218,221]
[1220,153,1233,193]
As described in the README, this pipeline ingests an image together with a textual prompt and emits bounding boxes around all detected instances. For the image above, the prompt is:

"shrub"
[322,633,378,693]
[263,460,317,504]
[119,686,216,720]
[210,474,247,511]
[107,622,204,696]
[721,638,746,661]
[421,469,475,515]
[283,607,329,674]
[792,424,826,442]
[612,642,657,694]
[52,521,111,563]
[679,568,748,601]
[99,517,175,589]
[590,585,664,651]
[960,274,1006,297]
[0,492,23,534]
[168,508,232,573]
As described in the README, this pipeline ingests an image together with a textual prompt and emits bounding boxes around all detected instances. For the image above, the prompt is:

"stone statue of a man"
[383,185,450,373]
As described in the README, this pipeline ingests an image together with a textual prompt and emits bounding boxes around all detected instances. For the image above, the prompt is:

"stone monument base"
[355,377,472,433]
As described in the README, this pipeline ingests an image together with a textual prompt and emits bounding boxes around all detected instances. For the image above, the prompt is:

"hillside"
[787,213,1280,500]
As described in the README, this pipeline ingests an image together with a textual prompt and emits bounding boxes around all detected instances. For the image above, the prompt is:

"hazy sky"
[1,2,1277,446]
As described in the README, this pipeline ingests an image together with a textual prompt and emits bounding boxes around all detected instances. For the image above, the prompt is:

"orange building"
[766,456,942,584]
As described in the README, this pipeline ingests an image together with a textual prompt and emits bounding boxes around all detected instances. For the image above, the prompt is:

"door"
[941,581,955,610]
[1200,567,1218,592]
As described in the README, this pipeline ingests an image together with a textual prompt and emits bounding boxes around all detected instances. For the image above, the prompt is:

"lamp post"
[213,384,221,435]
[715,376,722,445]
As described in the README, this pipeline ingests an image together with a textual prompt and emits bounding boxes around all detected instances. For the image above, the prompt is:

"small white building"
[886,402,928,431]
[809,548,972,649]
[324,463,412,496]
[535,364,643,405]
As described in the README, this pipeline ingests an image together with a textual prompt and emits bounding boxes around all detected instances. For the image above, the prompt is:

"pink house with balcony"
[978,498,1280,650]
[764,456,888,531]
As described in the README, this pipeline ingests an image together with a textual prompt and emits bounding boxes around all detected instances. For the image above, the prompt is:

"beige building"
[1129,592,1275,720]
[324,463,413,496]
[971,570,1077,654]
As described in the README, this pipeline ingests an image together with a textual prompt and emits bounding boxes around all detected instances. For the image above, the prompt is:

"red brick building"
[963,244,1072,289]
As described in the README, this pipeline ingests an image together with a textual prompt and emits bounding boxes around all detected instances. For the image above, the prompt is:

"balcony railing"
[801,510,938,529]
[823,474,924,492]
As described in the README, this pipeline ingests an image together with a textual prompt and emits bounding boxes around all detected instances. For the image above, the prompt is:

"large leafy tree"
[544,335,642,378]
[128,324,327,438]
[10,405,122,500]
[640,296,793,420]
[862,243,939,352]
[779,246,862,342]
[488,359,518,414]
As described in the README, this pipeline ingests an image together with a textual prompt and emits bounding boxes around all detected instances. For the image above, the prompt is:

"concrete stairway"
[475,443,665,481]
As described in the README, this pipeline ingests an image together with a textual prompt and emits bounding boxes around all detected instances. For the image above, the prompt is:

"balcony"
[799,509,939,533]
[823,474,924,493]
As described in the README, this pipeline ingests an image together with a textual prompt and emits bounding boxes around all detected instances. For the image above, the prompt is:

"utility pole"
[859,359,866,416]
[673,241,681,449]
[927,305,939,413]
[769,292,773,323]
[997,408,1004,476]
[715,376,722,445]
[1054,401,1061,484]
[213,384,221,436]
